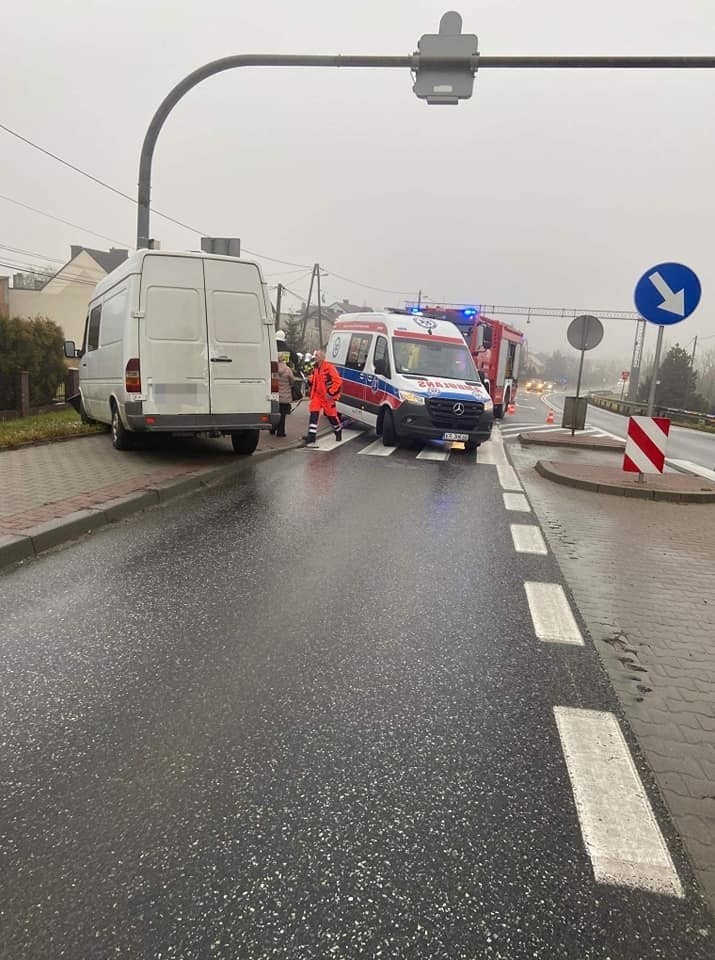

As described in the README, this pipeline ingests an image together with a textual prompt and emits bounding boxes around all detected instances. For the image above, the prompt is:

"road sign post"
[631,261,702,481]
[565,315,604,435]
[634,261,702,416]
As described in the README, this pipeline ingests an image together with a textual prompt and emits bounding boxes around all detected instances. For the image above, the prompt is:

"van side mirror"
[64,340,80,359]
[480,326,493,349]
[374,359,387,377]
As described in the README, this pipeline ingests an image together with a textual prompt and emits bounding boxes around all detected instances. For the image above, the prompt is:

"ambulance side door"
[361,333,394,429]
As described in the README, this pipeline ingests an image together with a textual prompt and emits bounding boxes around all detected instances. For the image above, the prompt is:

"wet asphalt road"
[1,437,713,959]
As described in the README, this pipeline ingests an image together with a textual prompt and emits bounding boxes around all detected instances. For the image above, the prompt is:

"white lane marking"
[524,582,583,645]
[503,492,531,512]
[496,464,523,491]
[510,524,547,555]
[667,459,715,483]
[554,707,683,898]
[358,439,398,457]
[308,428,363,452]
[416,446,450,461]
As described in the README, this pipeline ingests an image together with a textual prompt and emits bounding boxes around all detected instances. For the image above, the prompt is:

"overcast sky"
[1,0,713,361]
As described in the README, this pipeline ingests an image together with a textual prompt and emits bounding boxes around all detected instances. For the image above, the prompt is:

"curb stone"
[0,428,329,572]
[535,460,715,503]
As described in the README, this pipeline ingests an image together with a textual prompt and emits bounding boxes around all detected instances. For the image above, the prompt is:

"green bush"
[0,315,67,409]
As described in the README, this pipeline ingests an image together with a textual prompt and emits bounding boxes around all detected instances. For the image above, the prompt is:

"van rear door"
[203,258,269,414]
[139,255,210,416]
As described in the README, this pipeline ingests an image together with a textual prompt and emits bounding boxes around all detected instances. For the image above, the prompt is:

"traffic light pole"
[136,42,715,247]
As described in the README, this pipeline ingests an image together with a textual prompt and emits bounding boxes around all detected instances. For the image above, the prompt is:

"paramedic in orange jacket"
[304,349,343,444]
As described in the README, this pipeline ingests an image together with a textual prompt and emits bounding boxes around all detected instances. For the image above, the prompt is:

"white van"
[64,250,279,453]
[326,312,494,450]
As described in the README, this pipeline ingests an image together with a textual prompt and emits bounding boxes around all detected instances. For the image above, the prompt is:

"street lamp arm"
[137,50,715,247]
[136,53,418,248]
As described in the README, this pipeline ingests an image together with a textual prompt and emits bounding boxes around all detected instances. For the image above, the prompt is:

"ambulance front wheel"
[381,409,399,447]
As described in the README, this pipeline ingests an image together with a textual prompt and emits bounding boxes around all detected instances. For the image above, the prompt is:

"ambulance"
[326,312,494,450]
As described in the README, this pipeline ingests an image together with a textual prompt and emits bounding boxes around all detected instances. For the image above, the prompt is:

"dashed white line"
[478,443,508,465]
[510,524,547,555]
[554,707,683,898]
[503,492,531,512]
[524,582,584,645]
[496,464,523,491]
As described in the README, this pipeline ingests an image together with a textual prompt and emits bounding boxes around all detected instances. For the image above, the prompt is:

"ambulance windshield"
[393,338,477,380]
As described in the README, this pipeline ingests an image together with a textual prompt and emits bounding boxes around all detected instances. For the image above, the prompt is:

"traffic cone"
[545,409,555,425]
[507,402,516,415]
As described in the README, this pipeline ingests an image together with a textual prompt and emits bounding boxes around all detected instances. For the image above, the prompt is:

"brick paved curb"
[535,459,715,503]
[519,431,625,451]
[0,432,322,573]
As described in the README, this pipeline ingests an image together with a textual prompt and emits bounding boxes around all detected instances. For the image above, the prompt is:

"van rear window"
[211,291,261,344]
[146,287,202,341]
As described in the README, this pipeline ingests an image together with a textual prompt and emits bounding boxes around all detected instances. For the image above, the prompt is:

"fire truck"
[400,305,525,418]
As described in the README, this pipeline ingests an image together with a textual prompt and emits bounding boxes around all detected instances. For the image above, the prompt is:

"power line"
[0,256,98,288]
[0,193,128,247]
[0,120,421,287]
[325,270,417,296]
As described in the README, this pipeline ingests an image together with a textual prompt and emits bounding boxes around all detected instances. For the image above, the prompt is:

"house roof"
[70,245,129,275]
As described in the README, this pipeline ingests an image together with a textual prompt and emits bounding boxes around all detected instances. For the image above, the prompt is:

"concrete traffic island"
[520,431,625,452]
[535,460,715,502]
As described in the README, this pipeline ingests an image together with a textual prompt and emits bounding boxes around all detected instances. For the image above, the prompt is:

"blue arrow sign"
[634,261,701,326]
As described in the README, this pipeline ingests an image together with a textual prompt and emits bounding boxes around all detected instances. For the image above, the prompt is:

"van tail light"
[125,358,141,393]
[270,360,279,394]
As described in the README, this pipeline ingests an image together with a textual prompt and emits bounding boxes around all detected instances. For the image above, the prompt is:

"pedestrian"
[270,352,295,438]
[304,348,343,444]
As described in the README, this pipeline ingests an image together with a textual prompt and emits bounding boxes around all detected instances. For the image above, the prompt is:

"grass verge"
[0,408,105,450]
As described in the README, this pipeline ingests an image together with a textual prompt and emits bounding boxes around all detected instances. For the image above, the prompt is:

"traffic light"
[413,11,479,105]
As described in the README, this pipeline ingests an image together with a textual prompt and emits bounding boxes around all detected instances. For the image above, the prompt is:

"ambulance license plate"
[443,432,469,442]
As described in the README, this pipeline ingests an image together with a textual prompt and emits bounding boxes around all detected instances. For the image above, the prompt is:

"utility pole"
[300,266,317,349]
[315,264,323,348]
[684,335,698,408]
[628,319,646,402]
[274,283,283,331]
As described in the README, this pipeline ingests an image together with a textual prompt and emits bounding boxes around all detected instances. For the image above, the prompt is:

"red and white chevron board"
[623,416,671,474]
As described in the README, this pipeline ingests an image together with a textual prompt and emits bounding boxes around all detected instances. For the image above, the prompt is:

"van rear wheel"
[111,404,134,451]
[231,429,260,455]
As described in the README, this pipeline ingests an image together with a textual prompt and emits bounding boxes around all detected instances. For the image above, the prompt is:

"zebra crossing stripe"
[358,440,398,457]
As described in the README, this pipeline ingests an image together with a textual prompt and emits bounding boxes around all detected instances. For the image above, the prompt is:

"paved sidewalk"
[509,438,715,911]
[0,401,316,568]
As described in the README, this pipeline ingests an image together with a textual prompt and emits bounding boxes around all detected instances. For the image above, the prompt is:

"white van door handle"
[210,356,233,363]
